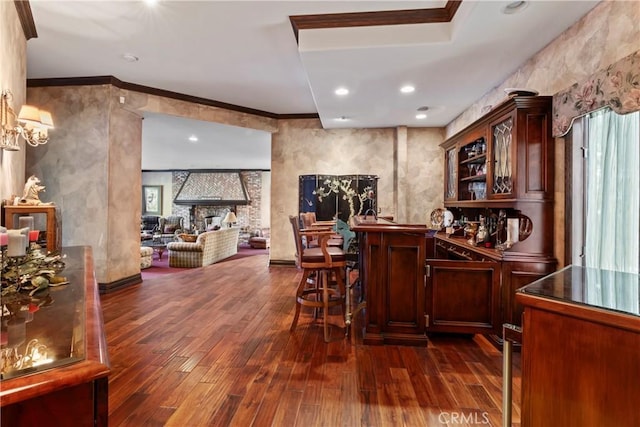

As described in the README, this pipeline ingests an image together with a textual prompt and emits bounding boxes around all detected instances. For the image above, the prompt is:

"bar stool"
[289,215,346,342]
[298,212,343,248]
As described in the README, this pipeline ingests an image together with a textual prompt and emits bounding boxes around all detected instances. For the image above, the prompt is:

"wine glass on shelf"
[476,182,486,199]
[467,163,476,178]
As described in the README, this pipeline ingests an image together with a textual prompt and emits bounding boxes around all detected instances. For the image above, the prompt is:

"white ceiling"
[141,112,271,170]
[26,0,600,169]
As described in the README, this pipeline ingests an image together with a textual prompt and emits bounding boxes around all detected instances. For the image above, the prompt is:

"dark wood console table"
[515,266,640,426]
[1,246,110,426]
[350,216,435,345]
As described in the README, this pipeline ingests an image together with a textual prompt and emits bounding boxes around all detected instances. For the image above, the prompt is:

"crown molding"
[27,76,320,121]
[289,0,462,42]
[14,0,37,40]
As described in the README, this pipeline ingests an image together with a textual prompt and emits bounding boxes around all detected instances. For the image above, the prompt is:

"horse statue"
[19,175,54,206]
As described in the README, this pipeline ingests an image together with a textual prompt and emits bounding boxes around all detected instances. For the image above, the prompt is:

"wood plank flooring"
[100,253,521,426]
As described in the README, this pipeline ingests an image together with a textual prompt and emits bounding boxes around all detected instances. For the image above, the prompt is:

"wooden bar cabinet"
[432,95,557,344]
[515,266,640,426]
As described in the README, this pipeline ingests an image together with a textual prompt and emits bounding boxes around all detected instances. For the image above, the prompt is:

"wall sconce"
[1,90,54,151]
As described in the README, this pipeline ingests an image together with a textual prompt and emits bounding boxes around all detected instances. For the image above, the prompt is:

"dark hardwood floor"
[100,253,521,426]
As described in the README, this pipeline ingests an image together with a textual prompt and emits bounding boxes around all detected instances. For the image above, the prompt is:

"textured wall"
[406,127,447,224]
[445,1,640,266]
[0,2,26,202]
[25,85,142,284]
[270,119,445,262]
[107,92,143,283]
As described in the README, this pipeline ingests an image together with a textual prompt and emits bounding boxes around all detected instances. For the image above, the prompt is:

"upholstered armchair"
[141,215,160,235]
[204,216,222,231]
[158,215,185,238]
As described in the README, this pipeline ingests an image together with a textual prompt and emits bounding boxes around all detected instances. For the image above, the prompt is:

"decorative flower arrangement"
[1,246,67,298]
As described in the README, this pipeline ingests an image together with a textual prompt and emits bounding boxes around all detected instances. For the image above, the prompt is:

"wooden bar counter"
[516,266,640,427]
[350,216,435,345]
[1,246,110,426]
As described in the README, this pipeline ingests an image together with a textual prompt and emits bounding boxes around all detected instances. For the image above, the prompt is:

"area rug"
[141,244,269,280]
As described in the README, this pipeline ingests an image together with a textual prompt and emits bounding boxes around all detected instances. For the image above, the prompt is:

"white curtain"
[584,108,639,314]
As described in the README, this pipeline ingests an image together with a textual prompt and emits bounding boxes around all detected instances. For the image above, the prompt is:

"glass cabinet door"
[457,138,487,201]
[445,147,457,200]
[491,116,514,197]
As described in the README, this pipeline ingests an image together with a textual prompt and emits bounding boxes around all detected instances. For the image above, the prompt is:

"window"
[572,108,640,272]
[571,108,639,313]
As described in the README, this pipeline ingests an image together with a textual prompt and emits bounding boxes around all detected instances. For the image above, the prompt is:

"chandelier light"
[1,90,54,151]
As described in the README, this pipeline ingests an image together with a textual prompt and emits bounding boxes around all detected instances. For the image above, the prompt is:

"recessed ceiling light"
[502,1,528,14]
[400,85,415,94]
[417,106,430,112]
[335,87,349,96]
[188,135,198,142]
[144,0,158,6]
[416,113,427,119]
[121,53,139,62]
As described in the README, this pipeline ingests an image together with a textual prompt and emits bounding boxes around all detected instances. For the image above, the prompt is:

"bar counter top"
[517,265,640,320]
[349,215,435,234]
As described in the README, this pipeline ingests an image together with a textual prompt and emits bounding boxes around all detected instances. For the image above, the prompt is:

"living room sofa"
[167,227,240,268]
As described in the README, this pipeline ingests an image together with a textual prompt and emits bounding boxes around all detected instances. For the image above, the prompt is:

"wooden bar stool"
[289,215,346,342]
[299,212,343,248]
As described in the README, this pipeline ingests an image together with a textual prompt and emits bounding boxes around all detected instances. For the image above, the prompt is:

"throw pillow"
[178,233,197,242]
[164,225,177,233]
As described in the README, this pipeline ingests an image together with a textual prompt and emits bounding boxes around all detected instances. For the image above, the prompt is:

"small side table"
[2,205,58,253]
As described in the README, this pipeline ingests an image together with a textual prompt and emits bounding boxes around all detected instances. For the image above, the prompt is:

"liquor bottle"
[476,216,488,246]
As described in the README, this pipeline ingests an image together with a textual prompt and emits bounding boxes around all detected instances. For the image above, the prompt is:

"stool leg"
[345,265,352,335]
[312,269,321,320]
[290,269,311,332]
[321,270,330,342]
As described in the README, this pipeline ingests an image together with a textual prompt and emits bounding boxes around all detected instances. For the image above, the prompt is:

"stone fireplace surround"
[167,170,265,234]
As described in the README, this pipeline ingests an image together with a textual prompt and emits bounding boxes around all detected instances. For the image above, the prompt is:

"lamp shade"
[17,105,41,126]
[223,211,237,225]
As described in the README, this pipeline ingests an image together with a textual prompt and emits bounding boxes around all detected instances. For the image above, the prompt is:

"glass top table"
[518,265,640,317]
[141,236,176,260]
[1,247,87,380]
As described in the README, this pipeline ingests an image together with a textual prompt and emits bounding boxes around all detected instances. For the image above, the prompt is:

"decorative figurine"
[18,175,54,206]
[363,189,377,219]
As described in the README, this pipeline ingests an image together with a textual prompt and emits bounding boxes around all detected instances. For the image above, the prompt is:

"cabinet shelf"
[460,175,487,183]
[444,199,518,209]
[460,153,487,165]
